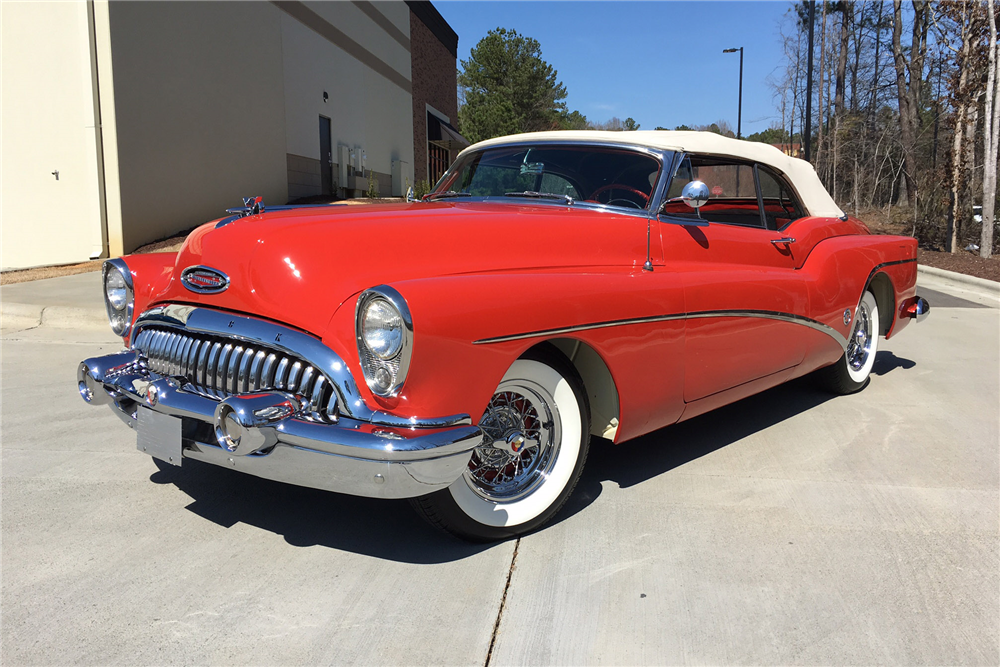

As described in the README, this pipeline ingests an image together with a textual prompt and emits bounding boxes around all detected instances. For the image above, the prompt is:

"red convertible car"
[78,131,929,541]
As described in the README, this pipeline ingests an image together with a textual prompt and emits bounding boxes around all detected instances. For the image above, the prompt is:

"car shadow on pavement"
[149,351,915,559]
[554,350,916,527]
[149,462,491,563]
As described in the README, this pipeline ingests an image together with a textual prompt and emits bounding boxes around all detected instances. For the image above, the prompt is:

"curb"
[1,301,108,331]
[917,265,1000,295]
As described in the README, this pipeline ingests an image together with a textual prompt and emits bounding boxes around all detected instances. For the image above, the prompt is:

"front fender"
[116,252,178,343]
[320,269,687,441]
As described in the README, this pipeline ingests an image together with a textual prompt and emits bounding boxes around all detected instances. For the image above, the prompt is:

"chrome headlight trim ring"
[355,285,413,398]
[103,259,134,339]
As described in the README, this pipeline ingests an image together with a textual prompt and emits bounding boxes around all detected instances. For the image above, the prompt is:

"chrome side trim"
[473,309,849,349]
[864,258,915,286]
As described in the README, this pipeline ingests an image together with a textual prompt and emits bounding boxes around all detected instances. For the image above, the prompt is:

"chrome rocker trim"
[81,321,483,499]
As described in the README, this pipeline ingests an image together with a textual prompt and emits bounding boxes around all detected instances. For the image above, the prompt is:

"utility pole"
[805,0,815,162]
[723,47,744,139]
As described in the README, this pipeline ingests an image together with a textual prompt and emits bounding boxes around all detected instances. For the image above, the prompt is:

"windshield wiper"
[424,190,472,200]
[503,191,575,205]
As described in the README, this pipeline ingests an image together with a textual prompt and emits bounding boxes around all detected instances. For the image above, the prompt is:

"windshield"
[432,145,663,211]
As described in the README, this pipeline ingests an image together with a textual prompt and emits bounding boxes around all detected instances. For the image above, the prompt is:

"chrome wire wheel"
[409,354,589,540]
[466,381,561,502]
[847,300,873,372]
[845,290,879,385]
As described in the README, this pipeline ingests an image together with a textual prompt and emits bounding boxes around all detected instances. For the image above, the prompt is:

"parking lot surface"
[2,273,997,665]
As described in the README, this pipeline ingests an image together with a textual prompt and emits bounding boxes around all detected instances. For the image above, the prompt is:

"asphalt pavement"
[1,270,997,665]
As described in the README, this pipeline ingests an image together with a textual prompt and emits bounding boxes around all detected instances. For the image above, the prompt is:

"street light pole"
[723,47,744,139]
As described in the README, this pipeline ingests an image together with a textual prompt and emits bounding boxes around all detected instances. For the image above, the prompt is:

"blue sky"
[436,1,796,136]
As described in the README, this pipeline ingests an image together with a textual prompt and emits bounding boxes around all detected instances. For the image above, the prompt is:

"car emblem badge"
[181,266,230,294]
[843,309,852,326]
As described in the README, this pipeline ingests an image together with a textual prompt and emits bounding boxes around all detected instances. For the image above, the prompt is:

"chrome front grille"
[134,327,338,421]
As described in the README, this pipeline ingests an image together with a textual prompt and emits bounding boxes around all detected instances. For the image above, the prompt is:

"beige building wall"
[3,1,428,265]
[1,1,106,270]
[107,1,288,252]
[279,2,414,197]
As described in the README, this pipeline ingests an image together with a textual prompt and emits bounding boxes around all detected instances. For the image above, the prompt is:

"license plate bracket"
[137,407,182,466]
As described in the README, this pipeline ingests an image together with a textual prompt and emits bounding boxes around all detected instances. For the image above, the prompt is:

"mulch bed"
[916,247,1000,283]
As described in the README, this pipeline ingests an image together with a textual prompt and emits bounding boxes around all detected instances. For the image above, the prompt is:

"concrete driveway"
[1,271,997,665]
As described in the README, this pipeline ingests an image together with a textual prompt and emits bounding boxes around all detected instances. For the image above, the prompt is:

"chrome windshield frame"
[431,140,678,220]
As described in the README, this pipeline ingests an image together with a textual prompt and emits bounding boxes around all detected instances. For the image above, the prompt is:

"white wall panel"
[1,1,105,270]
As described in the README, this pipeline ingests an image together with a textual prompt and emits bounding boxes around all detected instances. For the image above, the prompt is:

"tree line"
[457,12,1000,259]
[770,0,999,257]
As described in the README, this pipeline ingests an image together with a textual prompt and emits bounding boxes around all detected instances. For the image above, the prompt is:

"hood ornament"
[226,195,264,218]
[181,266,230,294]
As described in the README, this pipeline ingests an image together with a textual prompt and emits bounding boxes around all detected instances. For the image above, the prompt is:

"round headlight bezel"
[103,259,134,339]
[355,286,412,397]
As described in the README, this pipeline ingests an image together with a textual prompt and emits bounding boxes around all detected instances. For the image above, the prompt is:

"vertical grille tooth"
[228,346,244,395]
[197,341,211,387]
[250,350,267,389]
[238,348,255,394]
[299,367,316,401]
[148,332,165,372]
[186,339,202,380]
[325,389,338,419]
[177,337,194,376]
[274,357,290,389]
[205,343,222,396]
[309,375,327,413]
[216,344,233,394]
[164,332,181,375]
[287,362,303,392]
[261,353,278,387]
[152,332,167,373]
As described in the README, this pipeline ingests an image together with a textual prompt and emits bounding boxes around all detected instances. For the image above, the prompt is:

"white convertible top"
[460,130,845,218]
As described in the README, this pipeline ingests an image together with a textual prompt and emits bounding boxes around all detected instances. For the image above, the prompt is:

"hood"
[151,201,646,335]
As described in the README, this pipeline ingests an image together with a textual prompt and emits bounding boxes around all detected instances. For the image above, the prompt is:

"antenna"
[643,219,653,272]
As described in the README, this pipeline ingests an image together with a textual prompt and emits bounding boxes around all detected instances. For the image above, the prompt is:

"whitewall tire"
[411,349,590,541]
[817,289,880,394]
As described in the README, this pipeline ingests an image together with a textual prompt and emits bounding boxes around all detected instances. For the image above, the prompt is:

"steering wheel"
[589,183,650,207]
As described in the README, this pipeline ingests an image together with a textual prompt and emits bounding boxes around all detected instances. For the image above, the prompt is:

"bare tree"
[891,0,929,207]
[983,0,999,258]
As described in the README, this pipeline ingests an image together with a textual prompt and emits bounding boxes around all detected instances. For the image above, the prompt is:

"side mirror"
[660,180,710,219]
[677,180,710,208]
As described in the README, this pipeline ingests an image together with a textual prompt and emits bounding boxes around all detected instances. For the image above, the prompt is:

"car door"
[658,154,810,403]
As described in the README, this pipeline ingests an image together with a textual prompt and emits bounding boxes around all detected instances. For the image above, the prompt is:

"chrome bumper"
[77,351,483,499]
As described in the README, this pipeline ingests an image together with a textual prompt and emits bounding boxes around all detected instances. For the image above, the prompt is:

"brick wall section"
[409,8,458,185]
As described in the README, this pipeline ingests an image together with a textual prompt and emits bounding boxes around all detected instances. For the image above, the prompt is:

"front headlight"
[356,286,412,397]
[103,259,134,338]
[361,299,404,359]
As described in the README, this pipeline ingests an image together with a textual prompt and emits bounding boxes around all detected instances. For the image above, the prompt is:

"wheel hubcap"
[847,302,872,371]
[466,381,560,502]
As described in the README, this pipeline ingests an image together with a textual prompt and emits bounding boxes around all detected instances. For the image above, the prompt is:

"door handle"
[770,237,795,246]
